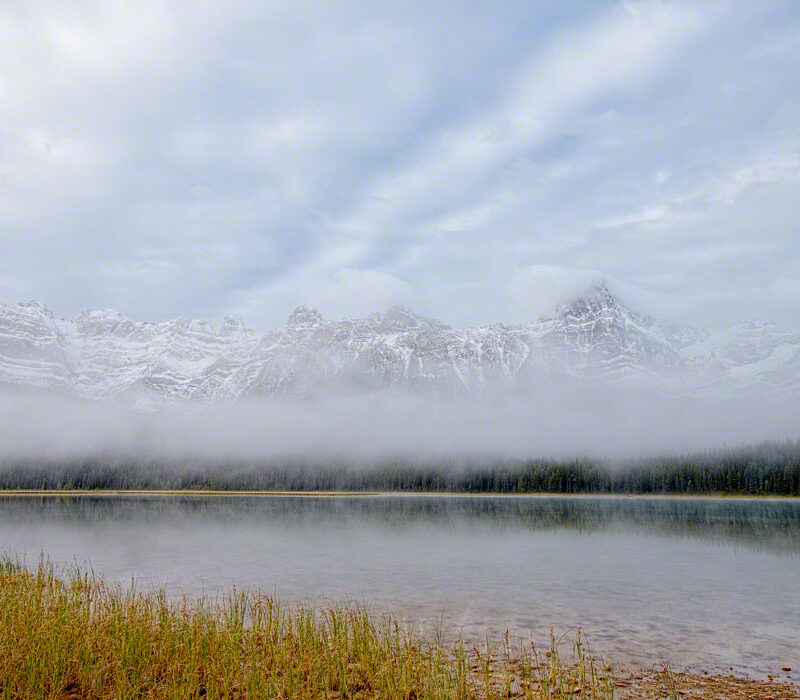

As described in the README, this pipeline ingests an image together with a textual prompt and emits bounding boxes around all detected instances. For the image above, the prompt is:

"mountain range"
[1,283,799,407]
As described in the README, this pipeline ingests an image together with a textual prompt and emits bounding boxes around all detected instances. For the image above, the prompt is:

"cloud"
[230,267,413,322]
[325,1,705,253]
[594,204,671,230]
[770,278,800,304]
[506,265,606,320]
[712,148,800,205]
[0,0,799,331]
[505,264,677,323]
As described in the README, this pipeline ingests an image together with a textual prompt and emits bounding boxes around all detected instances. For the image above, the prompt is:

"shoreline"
[0,488,798,500]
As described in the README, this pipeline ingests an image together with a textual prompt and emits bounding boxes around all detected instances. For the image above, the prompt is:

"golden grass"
[0,557,618,699]
[0,558,797,699]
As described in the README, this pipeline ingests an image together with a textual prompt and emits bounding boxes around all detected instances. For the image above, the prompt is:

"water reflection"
[0,494,798,676]
[1,494,798,555]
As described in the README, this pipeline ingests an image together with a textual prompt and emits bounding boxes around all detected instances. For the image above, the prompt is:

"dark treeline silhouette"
[0,440,798,495]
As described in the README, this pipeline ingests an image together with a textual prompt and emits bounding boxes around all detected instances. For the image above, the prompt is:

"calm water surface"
[1,494,798,677]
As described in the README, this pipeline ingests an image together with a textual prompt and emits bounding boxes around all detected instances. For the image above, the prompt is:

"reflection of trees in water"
[1,495,798,555]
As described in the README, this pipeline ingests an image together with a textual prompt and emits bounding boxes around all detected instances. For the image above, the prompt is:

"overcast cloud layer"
[1,0,799,329]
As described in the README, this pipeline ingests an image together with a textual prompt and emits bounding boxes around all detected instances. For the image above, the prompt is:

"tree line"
[0,439,798,495]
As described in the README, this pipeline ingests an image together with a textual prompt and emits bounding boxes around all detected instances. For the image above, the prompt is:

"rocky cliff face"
[1,283,798,405]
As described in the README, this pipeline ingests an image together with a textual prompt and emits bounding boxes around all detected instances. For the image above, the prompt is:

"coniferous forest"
[0,440,798,495]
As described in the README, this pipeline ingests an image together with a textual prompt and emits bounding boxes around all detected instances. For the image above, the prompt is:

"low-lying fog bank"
[2,386,800,461]
[0,388,798,494]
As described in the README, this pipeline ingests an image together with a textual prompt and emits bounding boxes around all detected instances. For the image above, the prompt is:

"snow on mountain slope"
[0,283,797,404]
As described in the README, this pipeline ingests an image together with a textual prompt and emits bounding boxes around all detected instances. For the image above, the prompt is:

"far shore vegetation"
[1,557,797,700]
[0,439,798,495]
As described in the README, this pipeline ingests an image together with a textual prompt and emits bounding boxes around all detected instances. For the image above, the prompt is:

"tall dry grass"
[0,557,616,699]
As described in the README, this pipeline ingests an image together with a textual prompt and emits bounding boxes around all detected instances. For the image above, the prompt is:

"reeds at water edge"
[3,557,797,699]
[0,556,616,699]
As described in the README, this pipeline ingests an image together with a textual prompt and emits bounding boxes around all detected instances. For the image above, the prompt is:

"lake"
[1,494,798,677]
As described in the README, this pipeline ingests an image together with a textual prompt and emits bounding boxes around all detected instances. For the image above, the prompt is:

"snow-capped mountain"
[1,283,798,404]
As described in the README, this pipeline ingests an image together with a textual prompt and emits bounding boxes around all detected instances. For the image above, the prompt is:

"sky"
[1,0,799,330]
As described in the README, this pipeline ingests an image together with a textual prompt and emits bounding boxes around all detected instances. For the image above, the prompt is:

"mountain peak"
[79,307,129,321]
[76,308,135,335]
[218,315,247,336]
[587,280,616,304]
[287,305,324,328]
[16,300,54,318]
[371,305,447,332]
[557,280,625,318]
